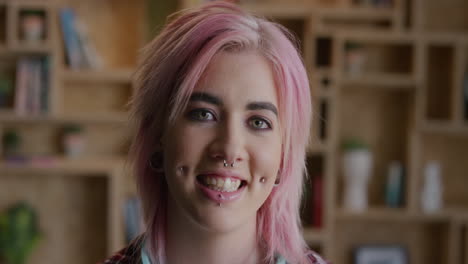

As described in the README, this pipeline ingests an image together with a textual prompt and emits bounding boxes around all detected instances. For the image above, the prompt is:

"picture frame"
[354,245,408,264]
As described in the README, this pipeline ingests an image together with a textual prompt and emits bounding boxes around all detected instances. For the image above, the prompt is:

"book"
[59,8,83,69]
[14,57,49,115]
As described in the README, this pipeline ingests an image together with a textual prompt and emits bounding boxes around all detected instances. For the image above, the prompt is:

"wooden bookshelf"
[1,0,467,263]
[0,0,147,263]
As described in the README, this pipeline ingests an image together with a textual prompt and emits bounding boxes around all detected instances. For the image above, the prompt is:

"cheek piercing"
[260,177,266,183]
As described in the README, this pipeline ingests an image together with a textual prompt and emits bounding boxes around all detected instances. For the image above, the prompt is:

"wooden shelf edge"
[241,3,311,18]
[0,156,126,176]
[421,121,468,135]
[317,6,394,20]
[0,112,129,124]
[61,68,135,83]
[340,73,417,89]
[335,208,463,222]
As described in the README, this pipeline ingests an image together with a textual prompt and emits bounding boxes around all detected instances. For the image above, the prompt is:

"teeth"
[216,178,224,188]
[202,176,242,192]
[225,178,232,189]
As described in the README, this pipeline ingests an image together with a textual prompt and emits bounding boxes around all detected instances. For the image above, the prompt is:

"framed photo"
[354,245,408,264]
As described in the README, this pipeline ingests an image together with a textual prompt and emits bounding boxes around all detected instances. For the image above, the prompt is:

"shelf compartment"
[0,173,109,264]
[338,89,412,209]
[420,0,468,33]
[62,81,132,117]
[1,122,129,158]
[342,39,414,79]
[333,220,449,264]
[419,134,468,211]
[425,45,455,122]
[61,0,147,69]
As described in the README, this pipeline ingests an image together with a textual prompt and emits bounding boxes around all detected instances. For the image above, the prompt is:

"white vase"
[421,161,443,213]
[342,149,373,212]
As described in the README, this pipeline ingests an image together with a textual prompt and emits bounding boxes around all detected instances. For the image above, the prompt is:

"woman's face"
[163,50,282,232]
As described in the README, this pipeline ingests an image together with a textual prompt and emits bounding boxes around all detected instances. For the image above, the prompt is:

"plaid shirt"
[100,236,328,264]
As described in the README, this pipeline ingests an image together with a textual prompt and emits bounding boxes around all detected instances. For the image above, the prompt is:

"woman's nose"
[208,117,246,165]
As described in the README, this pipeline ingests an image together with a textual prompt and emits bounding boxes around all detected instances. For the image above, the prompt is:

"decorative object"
[345,42,366,78]
[385,161,404,208]
[421,161,443,213]
[0,202,41,264]
[61,124,85,158]
[2,129,21,157]
[355,245,408,264]
[20,10,45,43]
[342,139,373,212]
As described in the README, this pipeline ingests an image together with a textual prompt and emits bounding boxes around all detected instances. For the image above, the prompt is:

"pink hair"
[130,1,312,263]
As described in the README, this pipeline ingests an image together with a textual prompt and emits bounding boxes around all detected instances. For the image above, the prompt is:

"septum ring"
[223,159,235,167]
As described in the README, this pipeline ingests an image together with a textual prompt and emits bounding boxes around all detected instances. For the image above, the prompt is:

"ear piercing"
[223,159,235,167]
[274,177,280,186]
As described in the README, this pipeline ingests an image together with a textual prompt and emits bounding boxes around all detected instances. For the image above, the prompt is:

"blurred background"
[0,0,467,263]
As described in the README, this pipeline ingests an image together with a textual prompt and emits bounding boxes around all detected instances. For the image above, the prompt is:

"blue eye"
[248,117,271,130]
[188,109,216,121]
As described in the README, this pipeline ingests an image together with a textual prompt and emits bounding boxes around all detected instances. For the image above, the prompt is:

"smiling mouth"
[196,175,247,193]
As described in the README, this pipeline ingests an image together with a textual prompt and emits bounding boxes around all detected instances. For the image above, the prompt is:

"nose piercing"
[260,177,266,183]
[223,160,235,167]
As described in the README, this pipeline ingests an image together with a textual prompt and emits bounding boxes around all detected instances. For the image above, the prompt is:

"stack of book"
[14,57,49,115]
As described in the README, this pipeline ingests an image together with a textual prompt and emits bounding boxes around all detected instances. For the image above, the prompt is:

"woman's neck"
[165,203,261,264]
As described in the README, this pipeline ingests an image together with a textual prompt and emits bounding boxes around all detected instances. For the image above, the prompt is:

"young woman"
[102,1,327,264]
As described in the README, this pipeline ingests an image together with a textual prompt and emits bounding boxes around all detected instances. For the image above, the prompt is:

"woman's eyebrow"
[246,102,278,117]
[189,92,223,106]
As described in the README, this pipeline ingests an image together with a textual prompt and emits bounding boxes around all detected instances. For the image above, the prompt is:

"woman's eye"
[188,109,216,121]
[248,117,271,130]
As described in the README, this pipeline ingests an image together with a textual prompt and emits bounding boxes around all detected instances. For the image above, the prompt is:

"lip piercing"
[218,203,221,207]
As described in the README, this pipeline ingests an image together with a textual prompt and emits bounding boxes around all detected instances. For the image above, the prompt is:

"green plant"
[342,138,369,151]
[0,202,41,264]
[62,124,83,135]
